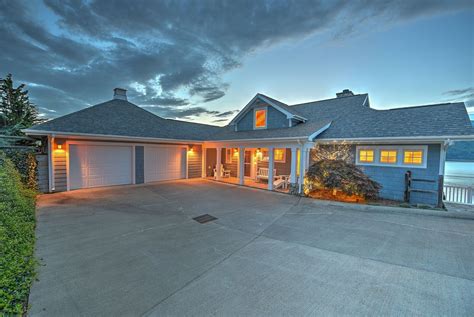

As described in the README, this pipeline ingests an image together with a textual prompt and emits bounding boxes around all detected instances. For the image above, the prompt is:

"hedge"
[2,149,38,191]
[0,152,37,315]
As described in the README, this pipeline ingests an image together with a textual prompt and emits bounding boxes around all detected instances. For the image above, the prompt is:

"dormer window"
[254,108,267,129]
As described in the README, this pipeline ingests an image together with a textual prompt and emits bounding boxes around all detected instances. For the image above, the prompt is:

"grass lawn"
[0,155,37,315]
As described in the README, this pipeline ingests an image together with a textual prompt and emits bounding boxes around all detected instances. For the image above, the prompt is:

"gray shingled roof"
[27,93,473,141]
[292,96,473,139]
[27,99,221,141]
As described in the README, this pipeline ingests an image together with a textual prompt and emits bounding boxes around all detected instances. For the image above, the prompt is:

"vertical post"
[268,147,274,190]
[438,142,447,208]
[47,135,53,192]
[238,147,245,185]
[290,147,297,184]
[216,147,222,180]
[404,171,411,203]
[48,135,56,192]
[298,146,306,194]
[201,145,206,178]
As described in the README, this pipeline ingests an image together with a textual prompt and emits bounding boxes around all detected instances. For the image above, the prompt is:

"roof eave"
[315,135,474,144]
[22,129,204,144]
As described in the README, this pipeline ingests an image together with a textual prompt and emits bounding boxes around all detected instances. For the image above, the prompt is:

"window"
[356,145,427,168]
[274,149,286,163]
[358,149,374,163]
[404,150,423,165]
[254,109,267,129]
[225,148,232,163]
[380,150,397,164]
[261,148,285,163]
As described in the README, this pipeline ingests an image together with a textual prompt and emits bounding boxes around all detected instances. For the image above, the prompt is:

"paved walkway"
[29,180,474,316]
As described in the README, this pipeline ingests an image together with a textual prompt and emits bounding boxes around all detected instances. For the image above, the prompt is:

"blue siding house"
[25,88,474,207]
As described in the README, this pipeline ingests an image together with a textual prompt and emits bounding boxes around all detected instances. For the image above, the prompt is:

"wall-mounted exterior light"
[55,140,64,150]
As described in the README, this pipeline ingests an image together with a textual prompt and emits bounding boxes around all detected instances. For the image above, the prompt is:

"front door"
[244,150,252,177]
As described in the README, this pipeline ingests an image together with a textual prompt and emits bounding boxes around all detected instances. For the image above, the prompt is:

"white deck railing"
[443,184,474,205]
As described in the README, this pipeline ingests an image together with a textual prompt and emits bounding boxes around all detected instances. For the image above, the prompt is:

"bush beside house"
[305,159,381,201]
[0,153,37,315]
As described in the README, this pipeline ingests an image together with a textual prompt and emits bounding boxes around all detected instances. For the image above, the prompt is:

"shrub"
[3,149,37,190]
[305,159,381,200]
[0,152,37,315]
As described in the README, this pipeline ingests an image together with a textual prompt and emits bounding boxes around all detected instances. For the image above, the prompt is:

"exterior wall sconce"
[188,145,194,152]
[55,140,64,150]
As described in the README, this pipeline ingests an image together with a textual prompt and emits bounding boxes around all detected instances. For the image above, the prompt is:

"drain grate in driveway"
[193,214,217,224]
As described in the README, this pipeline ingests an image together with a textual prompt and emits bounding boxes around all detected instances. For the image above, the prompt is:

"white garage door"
[69,144,133,190]
[144,146,186,183]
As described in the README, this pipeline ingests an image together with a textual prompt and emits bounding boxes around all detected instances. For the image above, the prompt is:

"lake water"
[445,161,474,186]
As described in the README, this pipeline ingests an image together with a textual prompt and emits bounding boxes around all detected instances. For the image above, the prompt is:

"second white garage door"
[144,146,186,183]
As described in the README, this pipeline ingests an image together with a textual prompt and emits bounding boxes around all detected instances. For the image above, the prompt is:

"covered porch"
[202,142,312,194]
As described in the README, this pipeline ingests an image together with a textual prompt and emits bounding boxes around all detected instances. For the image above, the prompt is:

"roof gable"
[228,93,307,126]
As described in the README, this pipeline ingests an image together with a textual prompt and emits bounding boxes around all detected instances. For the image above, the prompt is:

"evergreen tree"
[0,74,43,135]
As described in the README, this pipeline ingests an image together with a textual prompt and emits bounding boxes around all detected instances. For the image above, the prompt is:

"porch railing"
[443,184,474,205]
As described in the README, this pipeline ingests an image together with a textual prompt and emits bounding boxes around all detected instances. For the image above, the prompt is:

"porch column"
[290,147,297,184]
[238,147,245,185]
[268,147,274,190]
[216,147,222,180]
[298,147,307,194]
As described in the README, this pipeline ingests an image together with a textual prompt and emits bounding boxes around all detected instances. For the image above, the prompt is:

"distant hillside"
[446,120,474,162]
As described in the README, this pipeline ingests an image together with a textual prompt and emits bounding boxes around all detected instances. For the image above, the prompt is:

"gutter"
[315,135,474,143]
[204,136,310,143]
[22,129,204,144]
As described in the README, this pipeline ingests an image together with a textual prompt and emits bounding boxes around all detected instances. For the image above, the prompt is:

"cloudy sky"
[1,0,473,125]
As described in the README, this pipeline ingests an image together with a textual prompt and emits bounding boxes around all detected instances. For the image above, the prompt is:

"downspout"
[437,140,451,208]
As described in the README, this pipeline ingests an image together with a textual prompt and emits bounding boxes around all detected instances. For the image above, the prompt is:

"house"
[24,88,474,207]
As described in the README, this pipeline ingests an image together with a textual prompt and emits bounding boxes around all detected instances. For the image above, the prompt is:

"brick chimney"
[113,88,127,101]
[336,89,354,98]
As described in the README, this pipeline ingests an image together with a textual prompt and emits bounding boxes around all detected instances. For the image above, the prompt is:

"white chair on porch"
[257,167,289,189]
[213,167,231,179]
[256,167,276,182]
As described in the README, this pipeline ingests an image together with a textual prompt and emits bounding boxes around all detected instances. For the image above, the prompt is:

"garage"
[69,144,133,190]
[144,145,186,183]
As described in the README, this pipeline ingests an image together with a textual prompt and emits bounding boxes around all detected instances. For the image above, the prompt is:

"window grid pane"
[359,150,374,162]
[255,110,266,128]
[380,150,397,163]
[404,150,423,165]
[274,149,285,162]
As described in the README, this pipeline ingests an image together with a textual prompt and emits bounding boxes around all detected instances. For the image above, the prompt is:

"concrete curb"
[304,196,474,220]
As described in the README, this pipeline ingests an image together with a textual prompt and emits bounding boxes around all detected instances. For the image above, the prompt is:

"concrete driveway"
[30,179,474,316]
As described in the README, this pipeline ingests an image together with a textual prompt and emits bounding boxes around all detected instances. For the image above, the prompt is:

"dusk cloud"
[443,87,474,108]
[1,0,471,121]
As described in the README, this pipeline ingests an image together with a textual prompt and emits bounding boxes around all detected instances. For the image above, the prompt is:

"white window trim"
[379,148,399,164]
[358,148,375,163]
[253,106,268,130]
[274,148,286,163]
[225,148,232,164]
[356,145,428,169]
[261,148,286,163]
